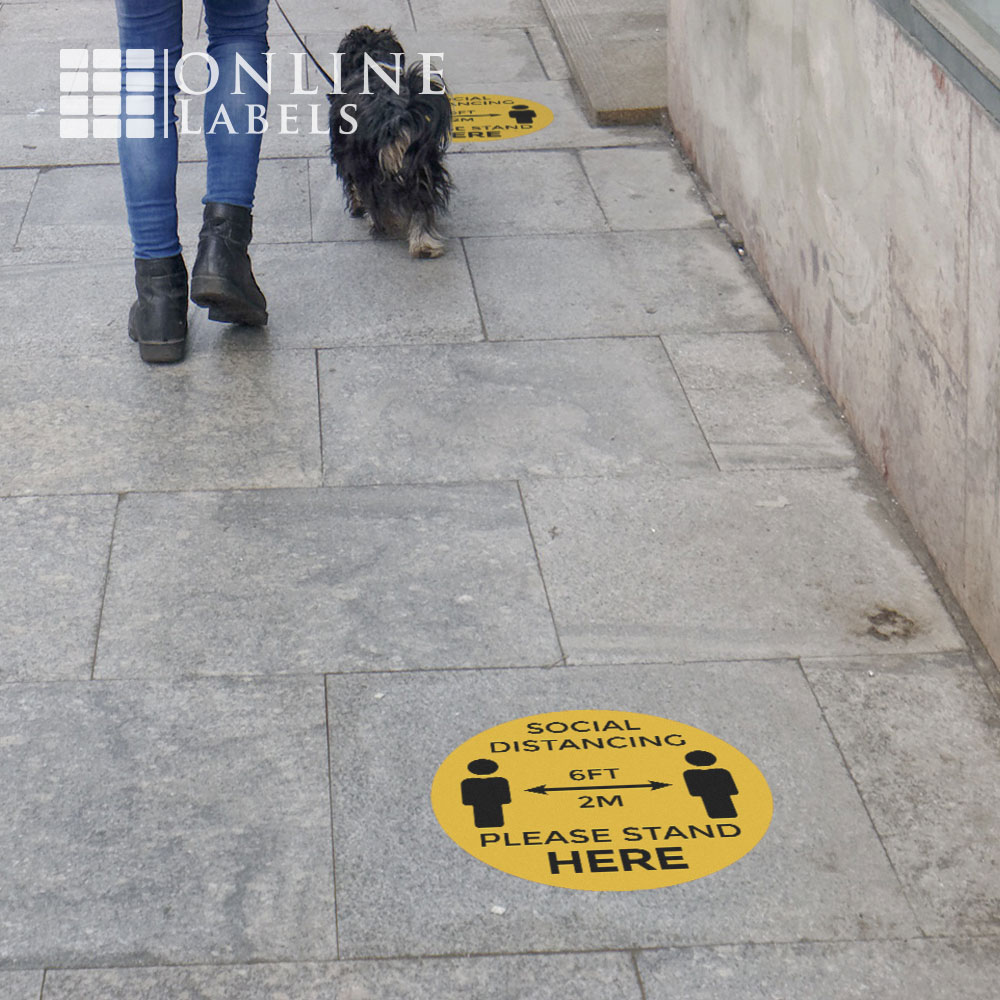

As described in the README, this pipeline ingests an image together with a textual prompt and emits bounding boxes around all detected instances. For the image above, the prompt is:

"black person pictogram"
[683,750,739,818]
[508,104,537,125]
[461,758,512,828]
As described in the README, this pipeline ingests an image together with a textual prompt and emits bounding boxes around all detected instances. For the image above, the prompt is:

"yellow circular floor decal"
[449,94,553,142]
[432,710,772,891]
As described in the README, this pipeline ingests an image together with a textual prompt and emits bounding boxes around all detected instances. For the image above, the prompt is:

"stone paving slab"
[326,661,918,958]
[0,973,43,1000]
[465,230,780,341]
[95,484,560,677]
[0,40,65,115]
[580,147,713,231]
[16,160,311,259]
[663,331,858,470]
[310,149,607,242]
[0,168,35,250]
[0,1,116,40]
[521,468,964,664]
[43,953,643,1000]
[0,0,202,40]
[449,80,666,153]
[0,258,133,339]
[0,112,122,169]
[0,348,321,495]
[445,149,608,235]
[266,0,414,35]
[638,939,1000,1000]
[0,678,337,968]
[0,494,115,682]
[0,0,202,141]
[302,28,549,91]
[527,23,573,81]
[239,242,483,347]
[318,339,713,484]
[410,0,551,30]
[803,652,1000,936]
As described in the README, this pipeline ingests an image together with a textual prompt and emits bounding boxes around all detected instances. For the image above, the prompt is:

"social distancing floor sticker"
[431,710,773,891]
[449,94,554,142]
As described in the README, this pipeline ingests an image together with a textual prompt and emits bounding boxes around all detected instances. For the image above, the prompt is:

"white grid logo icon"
[59,48,157,138]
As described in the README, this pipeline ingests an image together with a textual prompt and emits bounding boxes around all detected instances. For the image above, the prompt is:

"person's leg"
[114,0,188,362]
[114,0,183,258]
[202,0,270,207]
[190,0,270,326]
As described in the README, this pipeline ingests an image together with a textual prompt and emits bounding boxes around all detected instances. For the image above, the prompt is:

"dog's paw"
[408,220,445,258]
[346,182,367,218]
[410,236,445,258]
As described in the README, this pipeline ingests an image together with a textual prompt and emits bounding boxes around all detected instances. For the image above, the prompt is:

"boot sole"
[128,320,187,364]
[138,338,187,363]
[191,275,268,326]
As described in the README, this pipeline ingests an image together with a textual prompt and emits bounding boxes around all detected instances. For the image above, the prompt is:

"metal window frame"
[875,0,1000,120]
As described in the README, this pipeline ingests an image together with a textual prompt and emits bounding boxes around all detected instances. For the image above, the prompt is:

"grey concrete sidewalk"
[1,0,998,997]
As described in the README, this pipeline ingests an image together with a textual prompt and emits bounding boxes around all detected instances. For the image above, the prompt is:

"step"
[541,0,669,125]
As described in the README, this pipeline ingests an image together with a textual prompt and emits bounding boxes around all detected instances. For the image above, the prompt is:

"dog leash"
[271,0,339,90]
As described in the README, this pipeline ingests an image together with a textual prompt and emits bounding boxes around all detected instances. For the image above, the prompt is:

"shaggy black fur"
[328,26,452,257]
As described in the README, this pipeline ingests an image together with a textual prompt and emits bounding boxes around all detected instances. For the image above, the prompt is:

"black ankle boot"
[190,202,268,326]
[128,254,189,364]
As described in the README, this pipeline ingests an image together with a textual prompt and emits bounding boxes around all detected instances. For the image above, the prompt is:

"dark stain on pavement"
[866,605,918,642]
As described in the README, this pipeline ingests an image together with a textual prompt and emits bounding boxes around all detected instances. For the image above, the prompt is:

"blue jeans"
[115,0,269,258]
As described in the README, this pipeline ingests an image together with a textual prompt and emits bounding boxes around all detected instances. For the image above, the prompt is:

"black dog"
[328,26,452,258]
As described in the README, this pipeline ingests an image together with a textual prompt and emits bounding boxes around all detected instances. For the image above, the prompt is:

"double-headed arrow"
[526,780,671,795]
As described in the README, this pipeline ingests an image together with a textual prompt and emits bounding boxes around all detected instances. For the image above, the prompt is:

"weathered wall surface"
[666,0,999,661]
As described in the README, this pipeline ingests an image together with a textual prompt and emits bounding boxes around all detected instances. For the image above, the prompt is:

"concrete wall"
[665,0,1000,663]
